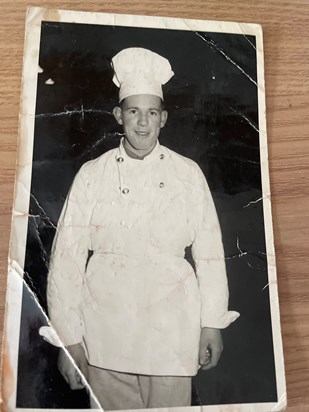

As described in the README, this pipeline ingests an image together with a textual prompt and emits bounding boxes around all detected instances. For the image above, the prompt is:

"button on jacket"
[47,140,239,376]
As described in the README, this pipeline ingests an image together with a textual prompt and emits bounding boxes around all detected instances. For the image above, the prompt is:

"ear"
[113,106,123,125]
[160,110,168,128]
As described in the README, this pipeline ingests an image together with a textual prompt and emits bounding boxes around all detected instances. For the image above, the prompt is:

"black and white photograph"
[2,8,286,412]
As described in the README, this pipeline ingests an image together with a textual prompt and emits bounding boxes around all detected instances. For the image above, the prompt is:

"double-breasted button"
[159,182,165,188]
[117,157,124,163]
[122,188,129,194]
[160,154,165,160]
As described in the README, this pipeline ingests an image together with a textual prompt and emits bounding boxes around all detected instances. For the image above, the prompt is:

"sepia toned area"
[0,1,309,411]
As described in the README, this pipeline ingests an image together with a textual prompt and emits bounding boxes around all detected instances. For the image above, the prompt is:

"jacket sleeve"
[191,165,240,329]
[47,164,92,346]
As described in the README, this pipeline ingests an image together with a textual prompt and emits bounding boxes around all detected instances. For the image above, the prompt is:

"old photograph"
[2,8,286,411]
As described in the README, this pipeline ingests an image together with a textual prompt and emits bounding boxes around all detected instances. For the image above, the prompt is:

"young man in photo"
[46,47,239,410]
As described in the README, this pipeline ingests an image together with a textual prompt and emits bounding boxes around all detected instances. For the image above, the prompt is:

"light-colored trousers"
[87,364,192,410]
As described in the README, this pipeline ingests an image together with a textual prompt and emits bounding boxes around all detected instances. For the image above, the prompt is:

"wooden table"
[1,1,308,410]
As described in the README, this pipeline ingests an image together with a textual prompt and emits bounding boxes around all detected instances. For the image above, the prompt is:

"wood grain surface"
[0,1,308,410]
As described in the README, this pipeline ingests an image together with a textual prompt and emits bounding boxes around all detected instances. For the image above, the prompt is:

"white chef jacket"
[47,139,239,376]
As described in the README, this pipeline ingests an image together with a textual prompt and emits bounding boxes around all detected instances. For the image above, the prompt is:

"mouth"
[135,131,150,136]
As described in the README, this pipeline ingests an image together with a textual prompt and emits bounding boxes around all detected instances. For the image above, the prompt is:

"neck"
[123,140,156,160]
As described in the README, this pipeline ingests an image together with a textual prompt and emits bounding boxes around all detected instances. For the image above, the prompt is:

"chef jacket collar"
[116,138,163,164]
[124,144,151,160]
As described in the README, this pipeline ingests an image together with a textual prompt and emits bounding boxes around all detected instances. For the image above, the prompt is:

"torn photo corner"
[1,7,286,412]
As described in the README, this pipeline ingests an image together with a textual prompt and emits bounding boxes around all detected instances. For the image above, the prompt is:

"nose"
[137,111,148,127]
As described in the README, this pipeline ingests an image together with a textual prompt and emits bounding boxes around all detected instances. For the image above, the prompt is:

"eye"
[149,110,158,116]
[128,109,137,114]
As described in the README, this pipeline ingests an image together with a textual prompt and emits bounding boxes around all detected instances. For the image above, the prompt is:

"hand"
[199,327,223,371]
[57,343,89,390]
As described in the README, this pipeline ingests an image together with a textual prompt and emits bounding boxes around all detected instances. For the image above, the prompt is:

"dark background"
[16,21,277,408]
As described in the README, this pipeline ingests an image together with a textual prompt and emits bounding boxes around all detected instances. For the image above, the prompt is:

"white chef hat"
[112,47,174,102]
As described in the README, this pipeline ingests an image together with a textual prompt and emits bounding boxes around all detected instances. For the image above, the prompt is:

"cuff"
[201,310,240,329]
[39,326,63,347]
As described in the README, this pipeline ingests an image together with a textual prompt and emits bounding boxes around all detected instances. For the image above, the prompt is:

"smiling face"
[113,94,168,157]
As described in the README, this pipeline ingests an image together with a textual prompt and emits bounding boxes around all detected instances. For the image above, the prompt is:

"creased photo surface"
[1,8,286,412]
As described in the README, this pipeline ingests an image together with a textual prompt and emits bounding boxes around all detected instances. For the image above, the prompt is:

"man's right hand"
[57,343,89,390]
